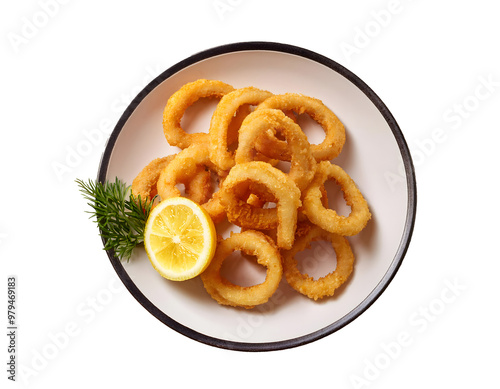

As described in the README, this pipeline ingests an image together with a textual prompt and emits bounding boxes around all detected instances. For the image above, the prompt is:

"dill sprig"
[76,177,157,261]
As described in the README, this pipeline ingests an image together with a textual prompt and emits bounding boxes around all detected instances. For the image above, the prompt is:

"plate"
[98,41,416,351]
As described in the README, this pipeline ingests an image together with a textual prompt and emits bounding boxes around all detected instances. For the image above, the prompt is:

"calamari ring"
[282,225,354,300]
[219,161,301,249]
[255,93,346,161]
[303,161,371,236]
[131,155,211,206]
[235,108,316,191]
[162,79,235,149]
[156,142,227,223]
[200,230,283,308]
[209,87,274,171]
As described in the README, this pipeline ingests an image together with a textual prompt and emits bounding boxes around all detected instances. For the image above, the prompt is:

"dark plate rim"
[97,41,417,352]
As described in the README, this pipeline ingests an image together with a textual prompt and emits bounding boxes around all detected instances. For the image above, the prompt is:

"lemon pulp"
[144,197,216,281]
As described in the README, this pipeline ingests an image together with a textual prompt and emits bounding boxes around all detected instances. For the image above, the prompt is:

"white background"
[1,0,499,388]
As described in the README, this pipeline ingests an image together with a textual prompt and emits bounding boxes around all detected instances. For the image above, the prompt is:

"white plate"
[98,42,416,351]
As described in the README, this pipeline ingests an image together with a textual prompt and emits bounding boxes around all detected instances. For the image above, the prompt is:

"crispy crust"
[131,155,211,206]
[255,93,346,161]
[163,79,235,149]
[209,86,274,171]
[235,108,317,191]
[303,161,371,236]
[282,225,354,300]
[156,142,227,223]
[219,161,301,249]
[200,230,283,308]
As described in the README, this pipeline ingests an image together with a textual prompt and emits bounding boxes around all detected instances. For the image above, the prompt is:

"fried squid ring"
[219,161,301,249]
[235,108,316,191]
[162,79,235,149]
[303,161,371,236]
[282,225,354,300]
[209,87,274,171]
[156,142,227,223]
[200,230,283,308]
[255,93,346,161]
[131,155,211,206]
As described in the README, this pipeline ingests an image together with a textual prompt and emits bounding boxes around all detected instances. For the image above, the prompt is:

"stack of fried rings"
[131,79,371,307]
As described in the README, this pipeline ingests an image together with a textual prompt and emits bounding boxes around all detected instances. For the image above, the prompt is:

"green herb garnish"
[76,177,157,261]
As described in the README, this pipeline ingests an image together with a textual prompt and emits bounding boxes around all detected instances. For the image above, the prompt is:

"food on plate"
[132,156,174,203]
[282,224,354,300]
[255,93,346,161]
[235,108,317,191]
[219,161,302,249]
[82,78,371,309]
[131,155,211,206]
[200,230,283,308]
[143,197,217,281]
[162,79,235,149]
[302,161,371,236]
[209,86,274,171]
[156,142,227,223]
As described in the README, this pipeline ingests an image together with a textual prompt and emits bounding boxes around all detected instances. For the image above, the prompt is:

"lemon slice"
[144,197,217,281]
